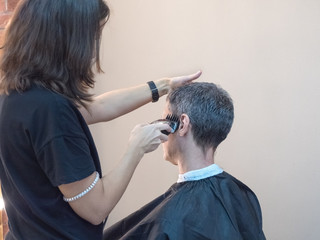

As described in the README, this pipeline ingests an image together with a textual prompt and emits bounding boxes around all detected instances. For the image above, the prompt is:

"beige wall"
[90,0,320,239]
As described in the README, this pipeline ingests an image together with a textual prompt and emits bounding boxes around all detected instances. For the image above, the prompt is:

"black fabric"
[103,172,266,240]
[0,85,103,239]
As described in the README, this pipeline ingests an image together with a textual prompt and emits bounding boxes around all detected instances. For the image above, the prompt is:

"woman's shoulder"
[27,84,69,104]
[13,84,74,111]
[2,84,78,123]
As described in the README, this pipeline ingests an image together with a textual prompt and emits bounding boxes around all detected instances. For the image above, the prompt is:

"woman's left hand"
[169,70,202,90]
[155,70,202,96]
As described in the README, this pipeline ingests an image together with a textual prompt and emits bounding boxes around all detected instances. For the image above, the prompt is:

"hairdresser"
[0,0,201,239]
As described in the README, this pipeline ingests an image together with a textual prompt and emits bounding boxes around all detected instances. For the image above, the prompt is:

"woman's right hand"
[128,123,173,156]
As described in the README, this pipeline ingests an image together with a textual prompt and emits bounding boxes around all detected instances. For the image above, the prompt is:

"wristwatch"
[147,81,159,102]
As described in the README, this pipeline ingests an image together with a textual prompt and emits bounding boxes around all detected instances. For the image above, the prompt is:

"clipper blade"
[150,114,180,135]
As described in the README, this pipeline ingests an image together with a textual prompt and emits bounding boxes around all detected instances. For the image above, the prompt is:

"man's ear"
[178,114,190,136]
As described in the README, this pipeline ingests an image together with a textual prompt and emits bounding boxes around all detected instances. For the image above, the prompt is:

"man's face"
[162,102,179,165]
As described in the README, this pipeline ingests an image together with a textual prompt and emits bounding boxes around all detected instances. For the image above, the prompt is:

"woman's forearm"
[79,71,201,125]
[81,79,169,125]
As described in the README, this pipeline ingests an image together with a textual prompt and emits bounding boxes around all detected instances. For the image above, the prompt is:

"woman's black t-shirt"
[0,85,103,239]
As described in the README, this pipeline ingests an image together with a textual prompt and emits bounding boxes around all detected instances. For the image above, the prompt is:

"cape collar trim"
[177,164,223,183]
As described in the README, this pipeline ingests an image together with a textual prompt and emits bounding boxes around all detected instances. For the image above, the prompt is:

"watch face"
[151,114,180,135]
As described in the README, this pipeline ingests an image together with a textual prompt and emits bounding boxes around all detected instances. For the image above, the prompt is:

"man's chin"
[164,155,178,166]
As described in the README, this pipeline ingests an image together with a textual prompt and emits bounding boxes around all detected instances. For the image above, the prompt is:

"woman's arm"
[58,122,173,225]
[79,71,202,125]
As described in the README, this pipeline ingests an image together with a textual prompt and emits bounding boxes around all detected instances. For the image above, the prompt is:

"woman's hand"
[169,70,202,90]
[128,122,173,157]
[154,70,202,96]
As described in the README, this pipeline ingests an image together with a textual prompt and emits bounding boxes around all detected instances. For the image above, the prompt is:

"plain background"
[90,0,320,239]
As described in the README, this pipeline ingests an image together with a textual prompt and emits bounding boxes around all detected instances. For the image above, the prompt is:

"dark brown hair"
[0,0,109,107]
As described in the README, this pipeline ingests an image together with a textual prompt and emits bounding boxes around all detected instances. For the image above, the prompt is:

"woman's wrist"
[125,143,145,164]
[154,78,170,97]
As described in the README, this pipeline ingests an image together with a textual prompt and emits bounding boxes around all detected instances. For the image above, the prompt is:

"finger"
[159,134,169,142]
[132,123,146,130]
[171,71,202,86]
[145,142,161,153]
[175,70,202,82]
[155,122,173,133]
[187,70,202,80]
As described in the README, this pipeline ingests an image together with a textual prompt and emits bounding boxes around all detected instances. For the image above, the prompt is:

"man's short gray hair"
[167,82,234,150]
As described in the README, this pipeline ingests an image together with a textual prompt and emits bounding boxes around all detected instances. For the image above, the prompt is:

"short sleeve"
[37,135,96,186]
[29,91,97,187]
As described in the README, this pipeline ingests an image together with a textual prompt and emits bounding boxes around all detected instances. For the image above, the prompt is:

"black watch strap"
[147,81,159,102]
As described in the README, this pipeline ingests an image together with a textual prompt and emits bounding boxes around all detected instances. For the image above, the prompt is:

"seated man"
[103,82,266,240]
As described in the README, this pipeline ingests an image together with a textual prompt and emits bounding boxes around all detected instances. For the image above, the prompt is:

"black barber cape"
[104,172,266,240]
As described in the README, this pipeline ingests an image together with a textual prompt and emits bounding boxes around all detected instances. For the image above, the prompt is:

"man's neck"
[177,145,215,174]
